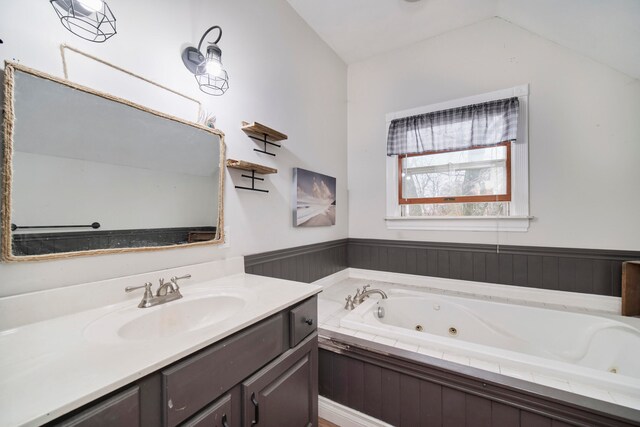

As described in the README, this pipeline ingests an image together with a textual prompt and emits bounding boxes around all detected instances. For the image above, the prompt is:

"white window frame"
[385,84,531,232]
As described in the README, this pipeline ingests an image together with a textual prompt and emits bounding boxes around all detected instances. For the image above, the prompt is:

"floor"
[319,418,340,427]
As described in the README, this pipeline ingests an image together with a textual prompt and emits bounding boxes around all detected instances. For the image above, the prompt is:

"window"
[399,142,511,216]
[385,85,530,232]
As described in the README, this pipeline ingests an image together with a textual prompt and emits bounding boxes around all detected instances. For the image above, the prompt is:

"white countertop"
[0,268,320,427]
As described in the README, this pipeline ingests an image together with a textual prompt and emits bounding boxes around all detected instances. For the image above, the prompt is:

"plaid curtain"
[387,97,519,156]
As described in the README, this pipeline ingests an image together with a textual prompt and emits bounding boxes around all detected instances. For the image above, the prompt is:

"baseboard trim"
[318,396,392,427]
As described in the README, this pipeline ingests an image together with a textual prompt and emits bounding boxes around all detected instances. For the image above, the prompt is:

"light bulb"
[205,59,223,77]
[77,0,103,12]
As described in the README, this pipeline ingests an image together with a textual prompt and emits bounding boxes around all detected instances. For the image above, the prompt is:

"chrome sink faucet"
[125,274,191,308]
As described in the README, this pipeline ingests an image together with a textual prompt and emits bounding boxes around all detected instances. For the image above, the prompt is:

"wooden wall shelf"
[226,159,276,193]
[226,159,277,174]
[241,121,288,141]
[241,121,288,156]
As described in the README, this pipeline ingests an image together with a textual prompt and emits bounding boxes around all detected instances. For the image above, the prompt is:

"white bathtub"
[340,288,640,396]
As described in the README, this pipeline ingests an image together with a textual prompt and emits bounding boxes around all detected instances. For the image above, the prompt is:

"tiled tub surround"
[316,271,640,414]
[0,258,320,426]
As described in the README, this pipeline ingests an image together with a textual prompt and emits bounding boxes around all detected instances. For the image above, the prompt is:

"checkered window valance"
[387,97,519,156]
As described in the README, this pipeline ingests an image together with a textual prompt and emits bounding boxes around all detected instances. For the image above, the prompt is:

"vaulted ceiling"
[286,0,640,79]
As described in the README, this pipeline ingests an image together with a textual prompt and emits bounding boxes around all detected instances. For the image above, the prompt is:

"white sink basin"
[118,295,245,340]
[84,289,252,343]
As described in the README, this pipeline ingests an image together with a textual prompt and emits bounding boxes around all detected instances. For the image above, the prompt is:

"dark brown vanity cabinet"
[242,334,318,427]
[48,296,318,427]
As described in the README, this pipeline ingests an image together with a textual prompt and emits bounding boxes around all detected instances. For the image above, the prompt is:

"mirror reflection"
[3,65,224,260]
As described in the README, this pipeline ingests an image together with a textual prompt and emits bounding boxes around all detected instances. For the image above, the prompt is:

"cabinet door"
[181,387,239,427]
[242,333,318,427]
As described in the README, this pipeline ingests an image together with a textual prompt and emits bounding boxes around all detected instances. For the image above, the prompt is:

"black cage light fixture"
[182,26,229,96]
[50,0,116,42]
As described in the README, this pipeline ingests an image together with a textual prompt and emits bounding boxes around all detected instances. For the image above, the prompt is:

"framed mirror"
[1,62,225,261]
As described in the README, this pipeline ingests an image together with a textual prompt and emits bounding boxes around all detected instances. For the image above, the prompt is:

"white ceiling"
[286,0,640,79]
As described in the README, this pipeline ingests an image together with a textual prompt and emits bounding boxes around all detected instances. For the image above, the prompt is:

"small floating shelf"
[241,121,288,156]
[226,159,277,193]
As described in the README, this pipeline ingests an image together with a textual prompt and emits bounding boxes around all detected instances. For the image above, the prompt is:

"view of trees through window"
[399,144,510,216]
[402,201,510,216]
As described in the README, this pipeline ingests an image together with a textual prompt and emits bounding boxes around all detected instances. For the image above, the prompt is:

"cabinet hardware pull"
[251,392,259,425]
[222,414,229,427]
[304,318,314,326]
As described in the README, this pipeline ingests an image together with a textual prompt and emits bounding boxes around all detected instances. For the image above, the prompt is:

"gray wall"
[245,239,348,283]
[244,239,640,297]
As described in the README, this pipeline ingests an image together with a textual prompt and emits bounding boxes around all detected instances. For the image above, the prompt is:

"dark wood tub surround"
[245,239,640,297]
[319,330,640,427]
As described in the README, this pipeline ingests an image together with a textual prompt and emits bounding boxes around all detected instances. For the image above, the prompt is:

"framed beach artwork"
[292,168,336,227]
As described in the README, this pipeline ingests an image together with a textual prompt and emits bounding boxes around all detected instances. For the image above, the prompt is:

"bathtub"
[340,288,640,396]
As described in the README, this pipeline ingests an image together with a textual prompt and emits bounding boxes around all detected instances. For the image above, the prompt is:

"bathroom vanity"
[50,297,318,427]
[0,259,321,427]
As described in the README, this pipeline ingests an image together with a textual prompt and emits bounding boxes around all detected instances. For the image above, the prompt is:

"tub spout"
[355,289,388,305]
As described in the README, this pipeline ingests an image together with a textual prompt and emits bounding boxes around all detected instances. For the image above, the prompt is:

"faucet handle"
[125,282,154,303]
[363,284,371,292]
[126,282,155,308]
[170,274,191,290]
[345,295,355,310]
[125,282,153,294]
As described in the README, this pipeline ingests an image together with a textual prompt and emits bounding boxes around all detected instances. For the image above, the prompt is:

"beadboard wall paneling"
[245,238,640,296]
[245,239,348,283]
[12,227,216,256]
[348,239,640,297]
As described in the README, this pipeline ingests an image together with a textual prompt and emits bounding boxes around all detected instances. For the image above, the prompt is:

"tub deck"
[318,275,640,411]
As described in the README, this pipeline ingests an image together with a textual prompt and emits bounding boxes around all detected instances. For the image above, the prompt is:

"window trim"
[397,141,512,205]
[385,84,531,232]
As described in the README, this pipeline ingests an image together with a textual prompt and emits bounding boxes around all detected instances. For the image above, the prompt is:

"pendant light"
[50,0,116,43]
[181,26,229,96]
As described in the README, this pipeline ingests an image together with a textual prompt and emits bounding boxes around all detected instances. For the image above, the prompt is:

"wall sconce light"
[50,0,116,42]
[182,26,229,96]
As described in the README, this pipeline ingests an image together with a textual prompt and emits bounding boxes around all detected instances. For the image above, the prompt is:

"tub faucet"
[354,288,388,305]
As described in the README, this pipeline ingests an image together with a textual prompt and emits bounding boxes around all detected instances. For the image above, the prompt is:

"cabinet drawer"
[181,392,233,427]
[289,297,317,348]
[162,314,286,427]
[54,387,139,427]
